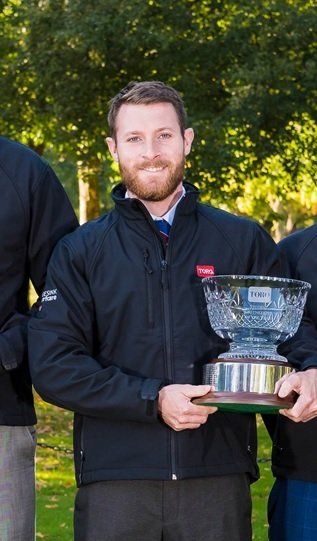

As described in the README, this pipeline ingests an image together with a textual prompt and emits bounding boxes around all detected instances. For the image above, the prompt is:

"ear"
[184,128,194,156]
[106,137,118,162]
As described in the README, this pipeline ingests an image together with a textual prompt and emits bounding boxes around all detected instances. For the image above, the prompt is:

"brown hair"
[107,80,187,138]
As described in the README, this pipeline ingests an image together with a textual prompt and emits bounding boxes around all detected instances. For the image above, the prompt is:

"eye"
[127,136,142,143]
[158,133,172,140]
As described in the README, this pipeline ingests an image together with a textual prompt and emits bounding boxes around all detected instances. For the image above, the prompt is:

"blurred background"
[1,0,316,238]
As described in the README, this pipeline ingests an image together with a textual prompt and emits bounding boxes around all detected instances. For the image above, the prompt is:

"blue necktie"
[155,219,171,245]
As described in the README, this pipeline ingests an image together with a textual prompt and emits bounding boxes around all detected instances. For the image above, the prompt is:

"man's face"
[106,102,194,202]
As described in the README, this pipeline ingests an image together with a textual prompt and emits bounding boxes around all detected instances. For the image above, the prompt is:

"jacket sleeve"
[278,315,317,370]
[28,237,163,423]
[277,241,317,370]
[0,164,78,373]
[236,223,317,369]
[28,164,79,294]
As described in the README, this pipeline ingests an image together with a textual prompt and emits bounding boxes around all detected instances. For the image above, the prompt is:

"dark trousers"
[74,474,252,541]
[268,478,317,541]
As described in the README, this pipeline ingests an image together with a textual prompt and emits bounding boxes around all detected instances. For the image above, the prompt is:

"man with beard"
[28,81,317,541]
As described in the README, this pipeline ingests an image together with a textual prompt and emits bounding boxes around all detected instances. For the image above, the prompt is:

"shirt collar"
[151,186,185,225]
[125,185,186,226]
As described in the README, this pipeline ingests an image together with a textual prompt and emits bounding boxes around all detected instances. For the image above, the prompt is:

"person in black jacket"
[0,137,78,541]
[28,81,317,541]
[268,224,317,541]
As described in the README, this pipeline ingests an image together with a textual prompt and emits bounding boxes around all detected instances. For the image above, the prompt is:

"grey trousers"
[74,474,252,541]
[0,426,36,541]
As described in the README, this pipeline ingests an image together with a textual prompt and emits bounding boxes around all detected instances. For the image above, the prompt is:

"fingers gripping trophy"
[194,275,311,413]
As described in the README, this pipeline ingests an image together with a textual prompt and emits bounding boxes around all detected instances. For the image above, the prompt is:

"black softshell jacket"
[270,224,317,482]
[30,182,285,486]
[0,137,78,425]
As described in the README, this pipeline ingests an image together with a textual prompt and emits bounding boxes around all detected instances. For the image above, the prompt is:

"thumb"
[185,385,211,398]
[278,373,299,398]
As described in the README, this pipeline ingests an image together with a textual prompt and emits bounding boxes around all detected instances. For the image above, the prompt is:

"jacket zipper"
[160,251,178,480]
[79,417,85,485]
[143,249,154,328]
[149,218,178,480]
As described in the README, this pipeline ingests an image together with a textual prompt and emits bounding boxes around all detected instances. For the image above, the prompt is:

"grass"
[252,416,274,541]
[35,396,274,540]
[36,395,75,540]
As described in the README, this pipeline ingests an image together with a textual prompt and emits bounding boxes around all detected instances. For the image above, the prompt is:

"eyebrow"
[123,127,176,137]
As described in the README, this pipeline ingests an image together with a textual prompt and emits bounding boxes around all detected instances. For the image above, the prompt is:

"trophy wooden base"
[193,390,295,413]
[193,357,296,413]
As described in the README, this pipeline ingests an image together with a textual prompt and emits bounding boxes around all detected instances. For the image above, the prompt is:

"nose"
[141,139,160,160]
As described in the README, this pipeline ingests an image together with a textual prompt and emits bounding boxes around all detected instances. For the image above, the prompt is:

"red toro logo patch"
[196,265,215,277]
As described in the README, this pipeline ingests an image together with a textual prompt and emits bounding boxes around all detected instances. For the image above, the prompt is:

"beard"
[119,157,185,202]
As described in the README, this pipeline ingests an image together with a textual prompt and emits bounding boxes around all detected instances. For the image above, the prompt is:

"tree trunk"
[77,158,101,224]
[270,198,294,242]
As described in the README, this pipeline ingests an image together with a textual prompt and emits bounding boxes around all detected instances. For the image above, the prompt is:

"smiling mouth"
[140,166,166,173]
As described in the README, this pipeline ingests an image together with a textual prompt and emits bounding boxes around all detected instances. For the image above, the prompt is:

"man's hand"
[276,368,317,422]
[158,384,217,431]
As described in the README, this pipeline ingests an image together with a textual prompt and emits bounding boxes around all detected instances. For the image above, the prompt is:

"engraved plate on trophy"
[193,275,311,413]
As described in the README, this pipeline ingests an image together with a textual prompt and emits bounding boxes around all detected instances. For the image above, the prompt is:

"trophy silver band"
[194,275,311,413]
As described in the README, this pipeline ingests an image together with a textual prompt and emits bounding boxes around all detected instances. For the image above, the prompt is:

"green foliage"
[252,416,274,541]
[35,395,75,540]
[1,0,316,232]
[200,112,317,239]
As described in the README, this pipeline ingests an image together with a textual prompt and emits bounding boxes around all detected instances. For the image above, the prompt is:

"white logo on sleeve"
[41,289,58,302]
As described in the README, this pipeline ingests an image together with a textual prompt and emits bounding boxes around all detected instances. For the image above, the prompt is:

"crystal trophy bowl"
[194,275,311,413]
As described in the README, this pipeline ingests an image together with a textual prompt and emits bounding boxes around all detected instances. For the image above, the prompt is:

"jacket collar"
[111,181,200,222]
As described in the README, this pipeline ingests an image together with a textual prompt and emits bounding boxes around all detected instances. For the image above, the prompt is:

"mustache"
[138,160,169,168]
